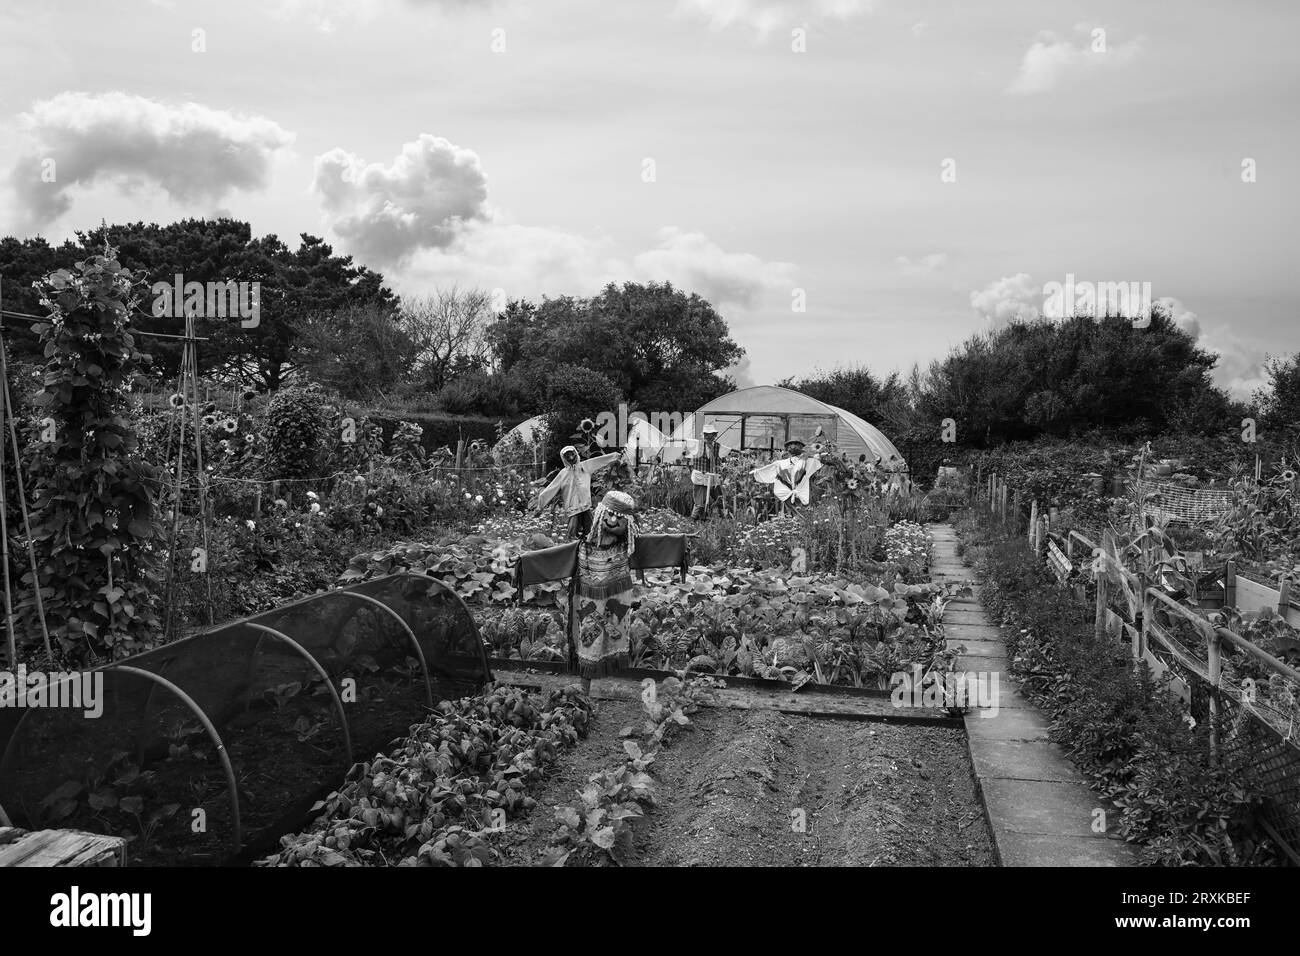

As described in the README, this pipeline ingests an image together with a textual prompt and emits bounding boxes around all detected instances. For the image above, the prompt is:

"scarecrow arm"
[534,469,568,510]
[582,452,621,474]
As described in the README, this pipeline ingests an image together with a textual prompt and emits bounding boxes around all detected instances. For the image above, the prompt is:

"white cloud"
[1005,29,1145,96]
[674,0,872,36]
[1157,296,1267,400]
[268,0,380,32]
[970,273,1041,326]
[723,354,756,388]
[396,221,794,314]
[631,227,795,309]
[10,91,294,230]
[894,252,947,275]
[312,134,490,267]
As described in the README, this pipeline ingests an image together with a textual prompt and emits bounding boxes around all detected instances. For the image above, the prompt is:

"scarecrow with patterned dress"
[574,490,640,693]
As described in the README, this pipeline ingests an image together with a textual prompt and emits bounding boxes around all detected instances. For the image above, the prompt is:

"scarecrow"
[882,453,910,496]
[532,444,621,540]
[751,436,823,514]
[575,489,640,693]
[690,423,728,520]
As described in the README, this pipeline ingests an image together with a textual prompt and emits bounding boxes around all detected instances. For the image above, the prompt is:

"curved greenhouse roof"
[670,385,902,462]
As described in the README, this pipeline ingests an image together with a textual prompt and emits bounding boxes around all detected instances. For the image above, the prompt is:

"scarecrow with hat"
[751,433,823,514]
[575,489,641,693]
[532,444,622,540]
[689,422,728,520]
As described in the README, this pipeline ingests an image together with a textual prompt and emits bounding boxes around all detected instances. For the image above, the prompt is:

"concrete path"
[929,523,1137,866]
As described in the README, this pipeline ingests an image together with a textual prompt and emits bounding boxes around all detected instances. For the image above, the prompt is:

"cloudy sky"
[2,0,1296,398]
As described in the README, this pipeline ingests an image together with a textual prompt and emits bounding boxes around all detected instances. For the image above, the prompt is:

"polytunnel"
[0,573,491,865]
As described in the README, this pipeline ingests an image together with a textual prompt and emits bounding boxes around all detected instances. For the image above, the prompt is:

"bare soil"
[496,688,995,867]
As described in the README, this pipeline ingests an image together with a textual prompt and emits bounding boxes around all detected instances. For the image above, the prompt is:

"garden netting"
[0,573,490,865]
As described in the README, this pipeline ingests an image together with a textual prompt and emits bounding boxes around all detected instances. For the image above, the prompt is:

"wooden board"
[1046,541,1072,584]
[490,667,961,725]
[1234,575,1300,629]
[0,827,126,867]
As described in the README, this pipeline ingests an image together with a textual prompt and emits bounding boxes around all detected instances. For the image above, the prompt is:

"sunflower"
[168,393,185,408]
[201,414,217,428]
[222,418,238,433]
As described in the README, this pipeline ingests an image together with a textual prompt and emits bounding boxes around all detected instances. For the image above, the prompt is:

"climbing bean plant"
[21,253,164,663]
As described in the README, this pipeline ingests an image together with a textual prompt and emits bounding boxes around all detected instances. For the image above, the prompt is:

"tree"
[536,364,623,449]
[483,281,742,416]
[915,307,1232,445]
[295,303,415,399]
[779,365,905,426]
[400,287,495,392]
[0,234,82,361]
[1256,353,1300,436]
[72,220,398,390]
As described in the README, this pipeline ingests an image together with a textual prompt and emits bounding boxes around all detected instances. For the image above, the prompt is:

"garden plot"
[494,691,994,867]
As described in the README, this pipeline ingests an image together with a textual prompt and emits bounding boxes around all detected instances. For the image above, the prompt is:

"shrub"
[262,384,328,482]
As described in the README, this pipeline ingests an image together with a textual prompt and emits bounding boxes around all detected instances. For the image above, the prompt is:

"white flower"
[474,495,483,503]
[465,492,471,499]
[310,502,321,514]
[245,520,255,531]
[375,506,384,517]
[274,498,288,509]
[307,491,319,501]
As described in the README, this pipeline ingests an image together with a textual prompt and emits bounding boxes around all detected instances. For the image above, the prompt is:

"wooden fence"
[978,471,1300,863]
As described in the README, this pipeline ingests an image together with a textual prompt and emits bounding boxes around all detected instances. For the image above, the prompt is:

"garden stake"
[0,292,52,660]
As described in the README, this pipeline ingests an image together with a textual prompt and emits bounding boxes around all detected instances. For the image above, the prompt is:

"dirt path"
[496,692,995,867]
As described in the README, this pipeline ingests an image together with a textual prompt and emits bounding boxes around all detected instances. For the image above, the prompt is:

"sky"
[1,0,1297,400]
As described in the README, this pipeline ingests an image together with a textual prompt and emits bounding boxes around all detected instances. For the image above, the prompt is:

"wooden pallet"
[0,827,126,867]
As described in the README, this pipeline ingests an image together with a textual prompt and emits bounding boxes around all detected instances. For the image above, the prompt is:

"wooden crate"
[0,827,126,867]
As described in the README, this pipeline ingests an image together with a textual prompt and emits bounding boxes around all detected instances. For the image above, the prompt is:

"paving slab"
[948,638,1003,657]
[946,623,1007,641]
[930,522,1135,867]
[968,738,1089,784]
[964,707,1051,741]
[995,831,1138,866]
[977,778,1108,836]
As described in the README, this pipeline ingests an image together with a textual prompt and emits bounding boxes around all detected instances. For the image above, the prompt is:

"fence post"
[1207,626,1221,759]
[1094,551,1106,641]
[1137,585,1150,662]
[1278,575,1292,615]
[1224,559,1236,612]
[1028,499,1038,550]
